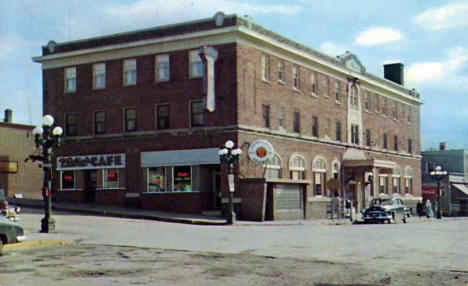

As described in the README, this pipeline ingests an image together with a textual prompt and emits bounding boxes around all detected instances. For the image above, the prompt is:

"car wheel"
[402,214,407,223]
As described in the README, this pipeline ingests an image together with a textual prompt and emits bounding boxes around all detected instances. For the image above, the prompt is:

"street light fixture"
[31,114,63,232]
[218,140,242,225]
[430,165,447,220]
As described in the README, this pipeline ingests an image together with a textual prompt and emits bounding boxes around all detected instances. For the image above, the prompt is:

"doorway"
[213,171,221,209]
[84,170,97,203]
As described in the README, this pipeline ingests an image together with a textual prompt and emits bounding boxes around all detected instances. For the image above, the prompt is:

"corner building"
[33,13,422,220]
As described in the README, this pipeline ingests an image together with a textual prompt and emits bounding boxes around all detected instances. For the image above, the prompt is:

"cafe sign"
[248,139,274,165]
[57,153,126,170]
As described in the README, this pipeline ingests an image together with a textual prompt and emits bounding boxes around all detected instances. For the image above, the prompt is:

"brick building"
[33,13,423,220]
[0,110,43,199]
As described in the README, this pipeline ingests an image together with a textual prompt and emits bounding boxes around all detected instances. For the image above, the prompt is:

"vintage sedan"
[0,216,25,254]
[363,197,409,224]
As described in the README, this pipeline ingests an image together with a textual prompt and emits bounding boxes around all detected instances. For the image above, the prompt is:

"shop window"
[264,153,282,179]
[173,166,192,191]
[392,168,401,194]
[189,50,203,78]
[93,63,106,89]
[65,113,77,136]
[156,54,170,82]
[312,157,327,196]
[123,59,137,86]
[379,176,388,194]
[64,67,76,93]
[148,167,166,192]
[190,101,204,127]
[103,169,119,189]
[156,104,170,129]
[61,171,75,189]
[289,154,306,180]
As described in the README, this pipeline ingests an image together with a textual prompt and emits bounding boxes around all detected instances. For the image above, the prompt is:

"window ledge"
[311,92,318,98]
[292,87,301,93]
[261,78,271,84]
[96,188,125,191]
[334,100,342,105]
[278,79,285,85]
[365,109,372,114]
[93,87,106,91]
[156,79,170,83]
[123,83,137,87]
[323,94,330,98]
[59,188,83,191]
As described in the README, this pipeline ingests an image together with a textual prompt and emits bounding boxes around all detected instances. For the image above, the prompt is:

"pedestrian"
[425,199,434,218]
[416,200,423,218]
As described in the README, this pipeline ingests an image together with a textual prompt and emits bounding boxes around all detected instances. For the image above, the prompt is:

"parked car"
[363,197,409,224]
[0,216,26,254]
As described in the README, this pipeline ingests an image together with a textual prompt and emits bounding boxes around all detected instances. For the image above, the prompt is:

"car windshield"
[381,200,394,205]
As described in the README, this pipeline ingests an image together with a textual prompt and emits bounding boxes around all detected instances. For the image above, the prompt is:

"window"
[93,63,106,89]
[189,50,203,78]
[426,162,435,173]
[61,171,75,189]
[323,76,329,97]
[404,167,413,194]
[156,104,170,129]
[383,98,388,116]
[278,61,285,82]
[174,166,192,191]
[190,101,204,127]
[393,169,401,194]
[261,55,270,81]
[94,111,106,135]
[365,129,371,147]
[293,112,300,133]
[335,82,341,102]
[148,167,166,192]
[379,176,388,194]
[351,124,359,144]
[312,116,319,137]
[408,139,413,153]
[312,157,327,196]
[264,153,282,179]
[64,67,76,93]
[383,133,388,149]
[393,101,398,119]
[365,93,370,110]
[336,121,342,142]
[332,161,340,180]
[292,66,299,89]
[262,104,270,128]
[65,114,77,136]
[103,169,119,189]
[407,106,412,122]
[279,107,285,130]
[156,54,170,82]
[125,108,137,132]
[123,59,137,86]
[350,85,358,108]
[311,72,317,95]
[375,95,380,112]
[289,154,306,180]
[394,135,398,151]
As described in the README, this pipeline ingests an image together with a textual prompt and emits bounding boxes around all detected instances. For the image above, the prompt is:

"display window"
[61,170,75,189]
[148,167,166,192]
[173,166,191,192]
[103,169,119,189]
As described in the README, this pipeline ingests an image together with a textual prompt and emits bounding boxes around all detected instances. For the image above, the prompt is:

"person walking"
[416,200,423,218]
[425,199,434,218]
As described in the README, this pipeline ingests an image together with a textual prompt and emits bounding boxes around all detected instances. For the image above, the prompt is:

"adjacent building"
[0,109,43,199]
[422,143,468,216]
[33,13,423,220]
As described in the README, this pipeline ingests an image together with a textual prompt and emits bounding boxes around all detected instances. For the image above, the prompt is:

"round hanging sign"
[248,139,274,165]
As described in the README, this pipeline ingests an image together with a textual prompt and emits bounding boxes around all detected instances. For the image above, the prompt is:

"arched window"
[312,156,328,196]
[332,160,340,179]
[404,167,413,194]
[264,153,282,179]
[350,84,358,109]
[289,154,306,180]
[392,167,401,194]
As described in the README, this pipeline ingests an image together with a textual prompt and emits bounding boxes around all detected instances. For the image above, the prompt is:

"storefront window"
[61,171,75,189]
[379,176,388,194]
[173,166,191,191]
[103,169,119,189]
[264,153,282,179]
[148,167,166,192]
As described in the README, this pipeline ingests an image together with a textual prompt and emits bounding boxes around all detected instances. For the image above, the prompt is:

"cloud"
[318,41,347,57]
[354,27,402,46]
[406,47,468,87]
[414,2,468,31]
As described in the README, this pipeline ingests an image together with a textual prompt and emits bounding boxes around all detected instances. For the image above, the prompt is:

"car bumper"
[16,235,26,243]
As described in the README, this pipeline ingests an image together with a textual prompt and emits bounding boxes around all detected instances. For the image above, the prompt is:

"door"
[84,170,97,203]
[213,172,221,209]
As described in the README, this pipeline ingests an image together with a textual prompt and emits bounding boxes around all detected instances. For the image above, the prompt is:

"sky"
[1,0,467,151]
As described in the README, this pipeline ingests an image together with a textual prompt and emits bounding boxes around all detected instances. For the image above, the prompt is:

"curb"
[3,240,72,252]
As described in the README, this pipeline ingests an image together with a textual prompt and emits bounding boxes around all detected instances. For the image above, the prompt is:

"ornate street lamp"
[430,165,447,220]
[31,115,63,232]
[218,140,242,225]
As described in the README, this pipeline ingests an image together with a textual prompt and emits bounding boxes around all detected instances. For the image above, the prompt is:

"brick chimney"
[3,109,12,123]
[384,63,404,85]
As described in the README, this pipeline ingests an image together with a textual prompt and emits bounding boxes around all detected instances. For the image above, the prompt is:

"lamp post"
[32,115,63,233]
[218,140,242,225]
[430,165,447,220]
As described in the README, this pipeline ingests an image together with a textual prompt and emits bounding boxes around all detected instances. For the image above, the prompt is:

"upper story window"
[156,54,170,82]
[94,111,106,135]
[351,124,359,144]
[293,112,300,133]
[383,98,388,116]
[383,133,388,149]
[156,104,169,129]
[375,94,380,113]
[261,55,270,81]
[335,82,341,102]
[365,93,370,111]
[365,129,371,146]
[65,113,77,136]
[189,50,203,78]
[323,76,329,97]
[279,107,285,130]
[312,115,319,137]
[262,104,270,128]
[190,101,204,127]
[278,61,285,82]
[394,135,398,151]
[426,162,435,173]
[335,121,342,142]
[64,67,76,93]
[350,84,358,109]
[124,107,137,132]
[289,154,306,180]
[392,101,398,119]
[407,106,412,123]
[408,139,413,154]
[292,66,299,89]
[311,72,317,95]
[123,59,137,86]
[93,63,106,89]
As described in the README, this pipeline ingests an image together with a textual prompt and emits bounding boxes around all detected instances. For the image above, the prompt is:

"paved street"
[1,208,468,285]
